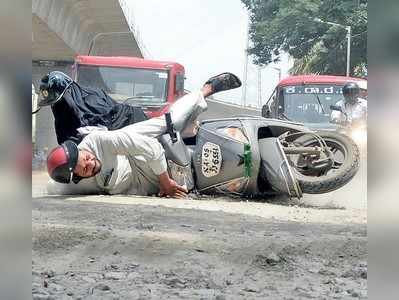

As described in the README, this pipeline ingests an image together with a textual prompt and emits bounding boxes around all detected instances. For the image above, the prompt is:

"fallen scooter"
[160,113,360,199]
[37,72,360,199]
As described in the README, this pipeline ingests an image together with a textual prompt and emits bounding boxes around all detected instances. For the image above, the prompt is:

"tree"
[241,0,367,76]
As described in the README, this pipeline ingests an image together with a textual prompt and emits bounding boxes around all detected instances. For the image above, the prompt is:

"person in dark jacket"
[36,71,148,144]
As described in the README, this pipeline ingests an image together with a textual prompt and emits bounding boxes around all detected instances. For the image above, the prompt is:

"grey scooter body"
[160,116,311,199]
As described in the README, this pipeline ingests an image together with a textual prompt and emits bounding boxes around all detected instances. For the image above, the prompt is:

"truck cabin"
[262,75,367,128]
[72,55,185,118]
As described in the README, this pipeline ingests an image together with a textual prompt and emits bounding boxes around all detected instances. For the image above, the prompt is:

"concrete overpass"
[32,0,143,152]
[32,0,143,61]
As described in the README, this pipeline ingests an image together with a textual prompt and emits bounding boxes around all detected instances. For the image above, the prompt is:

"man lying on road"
[46,73,241,198]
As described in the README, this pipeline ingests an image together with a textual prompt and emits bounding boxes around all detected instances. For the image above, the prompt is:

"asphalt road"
[32,153,367,299]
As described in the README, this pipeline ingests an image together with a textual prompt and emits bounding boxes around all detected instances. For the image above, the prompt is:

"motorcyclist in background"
[330,82,367,125]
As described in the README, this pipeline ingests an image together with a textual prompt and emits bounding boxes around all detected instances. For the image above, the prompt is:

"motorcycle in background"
[330,105,367,151]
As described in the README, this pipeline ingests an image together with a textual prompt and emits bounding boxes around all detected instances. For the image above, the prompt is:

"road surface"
[32,155,367,299]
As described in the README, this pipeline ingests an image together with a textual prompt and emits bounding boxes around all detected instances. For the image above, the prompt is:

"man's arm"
[330,110,347,124]
[330,100,347,124]
[159,172,188,198]
[81,130,168,175]
[359,99,367,119]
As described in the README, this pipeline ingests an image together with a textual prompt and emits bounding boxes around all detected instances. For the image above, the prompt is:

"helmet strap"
[32,107,41,115]
[69,170,73,184]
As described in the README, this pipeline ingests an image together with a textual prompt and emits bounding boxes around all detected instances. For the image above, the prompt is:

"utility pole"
[271,66,282,81]
[346,25,351,77]
[314,18,351,77]
[258,65,281,108]
[241,17,250,107]
[257,66,262,108]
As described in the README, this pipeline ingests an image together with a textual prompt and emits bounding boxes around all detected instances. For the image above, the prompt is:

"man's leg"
[119,72,241,138]
[169,90,208,134]
[120,87,211,138]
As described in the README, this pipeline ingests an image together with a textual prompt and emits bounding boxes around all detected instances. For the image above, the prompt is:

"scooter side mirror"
[174,74,185,96]
[261,104,271,118]
[330,105,343,113]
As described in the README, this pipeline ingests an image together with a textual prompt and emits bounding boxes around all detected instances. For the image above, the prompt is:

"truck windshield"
[282,84,345,124]
[77,65,168,105]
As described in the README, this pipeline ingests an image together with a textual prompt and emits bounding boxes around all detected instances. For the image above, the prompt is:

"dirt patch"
[32,197,367,299]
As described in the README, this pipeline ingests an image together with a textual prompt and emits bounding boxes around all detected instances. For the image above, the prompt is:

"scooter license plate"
[201,142,222,177]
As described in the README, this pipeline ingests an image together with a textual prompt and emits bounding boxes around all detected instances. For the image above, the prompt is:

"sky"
[127,0,291,107]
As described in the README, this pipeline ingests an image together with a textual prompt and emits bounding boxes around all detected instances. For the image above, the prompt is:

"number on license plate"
[201,142,222,177]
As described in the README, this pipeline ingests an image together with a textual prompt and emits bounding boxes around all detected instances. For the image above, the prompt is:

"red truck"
[262,75,367,130]
[71,55,186,118]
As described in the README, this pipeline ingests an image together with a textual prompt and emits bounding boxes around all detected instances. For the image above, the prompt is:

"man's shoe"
[205,72,242,95]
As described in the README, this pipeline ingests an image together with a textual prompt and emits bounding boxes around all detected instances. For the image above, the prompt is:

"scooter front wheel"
[287,131,360,194]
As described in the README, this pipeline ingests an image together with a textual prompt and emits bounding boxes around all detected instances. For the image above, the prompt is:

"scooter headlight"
[217,127,249,143]
[351,128,367,145]
[168,160,194,191]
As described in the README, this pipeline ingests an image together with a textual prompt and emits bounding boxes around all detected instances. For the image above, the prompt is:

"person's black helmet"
[38,71,73,107]
[342,82,360,104]
[47,140,80,184]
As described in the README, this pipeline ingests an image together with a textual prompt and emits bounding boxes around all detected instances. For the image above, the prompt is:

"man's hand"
[159,172,188,198]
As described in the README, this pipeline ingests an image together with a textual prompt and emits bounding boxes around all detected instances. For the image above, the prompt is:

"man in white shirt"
[330,82,367,125]
[46,72,241,198]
